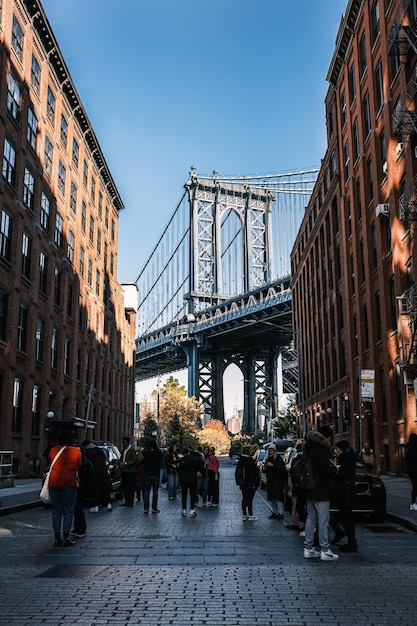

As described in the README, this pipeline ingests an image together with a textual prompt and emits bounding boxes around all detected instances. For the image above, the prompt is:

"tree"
[158,376,202,448]
[198,419,230,453]
[272,394,297,439]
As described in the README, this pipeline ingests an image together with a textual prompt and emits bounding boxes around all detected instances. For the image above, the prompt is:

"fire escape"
[389,1,417,385]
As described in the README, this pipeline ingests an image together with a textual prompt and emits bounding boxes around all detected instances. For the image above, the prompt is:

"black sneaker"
[71,531,86,538]
[63,538,75,547]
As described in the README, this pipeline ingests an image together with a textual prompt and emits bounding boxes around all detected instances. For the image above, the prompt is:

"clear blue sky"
[42,0,346,285]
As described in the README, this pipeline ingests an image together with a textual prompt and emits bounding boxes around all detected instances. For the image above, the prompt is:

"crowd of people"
[44,428,417,554]
[44,433,222,547]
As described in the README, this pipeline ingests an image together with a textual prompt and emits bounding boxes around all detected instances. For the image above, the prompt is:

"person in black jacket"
[235,446,260,521]
[142,438,163,513]
[178,447,205,517]
[332,440,358,553]
[303,426,339,561]
[263,444,288,520]
[405,433,417,511]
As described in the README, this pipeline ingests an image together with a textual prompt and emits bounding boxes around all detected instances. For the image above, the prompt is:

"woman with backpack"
[235,446,260,521]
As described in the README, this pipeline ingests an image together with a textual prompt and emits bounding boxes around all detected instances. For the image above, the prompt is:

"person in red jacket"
[48,430,82,547]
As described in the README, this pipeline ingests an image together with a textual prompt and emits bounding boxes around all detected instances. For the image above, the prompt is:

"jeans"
[270,498,284,515]
[49,486,77,534]
[167,471,179,499]
[144,475,160,511]
[304,499,330,552]
[197,475,209,503]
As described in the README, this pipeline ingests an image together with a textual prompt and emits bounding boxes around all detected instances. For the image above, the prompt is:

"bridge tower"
[183,169,279,432]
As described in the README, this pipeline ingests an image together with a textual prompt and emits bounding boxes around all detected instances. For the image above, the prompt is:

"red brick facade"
[291,0,417,474]
[0,0,136,476]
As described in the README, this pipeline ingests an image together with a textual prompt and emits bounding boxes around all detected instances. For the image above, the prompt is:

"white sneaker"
[190,509,197,517]
[320,549,339,561]
[89,506,99,513]
[304,547,320,559]
[299,530,305,537]
[107,503,112,511]
[247,516,258,521]
[242,515,248,521]
[181,509,187,517]
[410,503,417,511]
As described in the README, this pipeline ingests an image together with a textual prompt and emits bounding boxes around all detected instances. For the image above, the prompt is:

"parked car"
[331,455,386,522]
[96,443,122,500]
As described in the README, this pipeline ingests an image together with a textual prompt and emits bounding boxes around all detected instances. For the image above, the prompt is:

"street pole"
[358,360,363,454]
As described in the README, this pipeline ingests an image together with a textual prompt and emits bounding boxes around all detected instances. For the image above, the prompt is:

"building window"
[110,252,114,276]
[66,282,73,318]
[72,138,79,168]
[76,346,81,380]
[89,216,94,244]
[83,159,88,187]
[0,289,8,343]
[81,201,86,232]
[104,241,108,268]
[350,254,355,294]
[60,114,68,147]
[96,269,100,296]
[371,0,380,45]
[51,327,58,369]
[40,192,50,231]
[343,140,350,182]
[97,229,101,255]
[389,276,397,330]
[375,59,384,112]
[17,303,27,352]
[11,15,24,62]
[353,314,358,357]
[359,240,365,284]
[87,259,93,286]
[58,161,66,196]
[375,291,382,341]
[54,212,64,248]
[67,230,75,264]
[359,32,367,76]
[3,138,16,186]
[39,251,47,294]
[54,268,61,307]
[363,91,371,139]
[356,178,362,221]
[341,90,347,127]
[21,232,32,279]
[91,176,96,203]
[70,181,77,213]
[105,206,109,229]
[79,246,85,277]
[35,318,44,362]
[352,118,359,162]
[367,156,373,204]
[111,219,115,241]
[7,73,21,122]
[0,208,12,261]
[46,86,56,125]
[380,128,387,172]
[348,62,356,104]
[12,378,23,434]
[44,136,53,175]
[30,54,41,95]
[23,167,35,210]
[31,386,41,437]
[330,151,336,178]
[98,191,103,217]
[64,339,71,376]
[27,108,38,151]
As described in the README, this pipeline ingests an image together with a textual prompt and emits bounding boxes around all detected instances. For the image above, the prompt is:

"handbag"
[40,446,67,504]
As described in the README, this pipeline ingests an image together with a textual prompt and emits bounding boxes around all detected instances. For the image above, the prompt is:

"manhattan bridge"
[135,167,318,433]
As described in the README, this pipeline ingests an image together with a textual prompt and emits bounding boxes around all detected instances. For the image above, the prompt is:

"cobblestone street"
[1,460,416,625]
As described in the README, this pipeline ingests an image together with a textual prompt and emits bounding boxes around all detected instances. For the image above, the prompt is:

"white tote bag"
[39,446,67,504]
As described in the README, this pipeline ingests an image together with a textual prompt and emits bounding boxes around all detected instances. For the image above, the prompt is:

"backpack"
[235,462,245,486]
[290,453,316,490]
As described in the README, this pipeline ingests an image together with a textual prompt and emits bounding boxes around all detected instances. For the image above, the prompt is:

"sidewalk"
[1,473,417,531]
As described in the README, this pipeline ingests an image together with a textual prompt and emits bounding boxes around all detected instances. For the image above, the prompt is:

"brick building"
[0,0,136,476]
[291,0,417,474]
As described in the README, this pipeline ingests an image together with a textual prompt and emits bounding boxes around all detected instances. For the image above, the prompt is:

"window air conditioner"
[396,142,404,157]
[383,161,388,175]
[375,203,390,218]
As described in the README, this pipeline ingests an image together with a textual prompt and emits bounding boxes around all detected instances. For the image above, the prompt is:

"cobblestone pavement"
[1,459,417,626]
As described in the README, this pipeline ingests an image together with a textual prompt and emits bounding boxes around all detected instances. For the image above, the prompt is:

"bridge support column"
[183,341,199,399]
[242,354,256,434]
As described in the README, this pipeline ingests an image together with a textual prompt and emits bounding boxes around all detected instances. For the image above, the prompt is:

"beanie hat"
[318,425,333,438]
[335,440,350,453]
